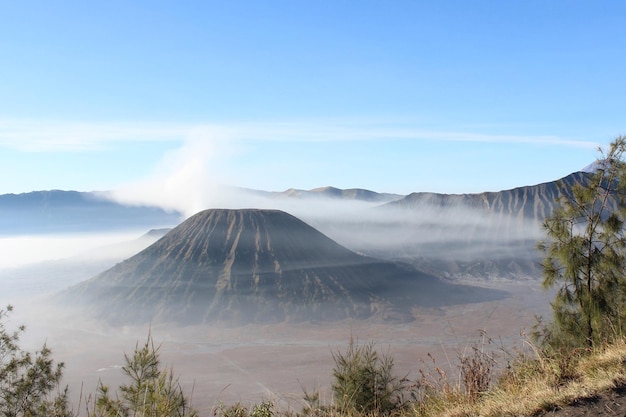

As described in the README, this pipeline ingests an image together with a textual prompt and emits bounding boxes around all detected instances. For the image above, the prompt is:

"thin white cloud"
[0,118,600,152]
[0,119,190,151]
[220,120,601,149]
[424,131,600,148]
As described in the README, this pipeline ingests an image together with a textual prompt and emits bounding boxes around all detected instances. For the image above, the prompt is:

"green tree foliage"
[89,334,196,417]
[0,305,72,417]
[537,136,626,349]
[331,338,409,415]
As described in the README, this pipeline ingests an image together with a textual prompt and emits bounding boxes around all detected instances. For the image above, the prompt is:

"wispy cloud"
[222,121,601,149]
[0,119,190,151]
[0,118,600,152]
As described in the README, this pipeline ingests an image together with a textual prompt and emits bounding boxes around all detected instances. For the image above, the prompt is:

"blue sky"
[0,1,624,196]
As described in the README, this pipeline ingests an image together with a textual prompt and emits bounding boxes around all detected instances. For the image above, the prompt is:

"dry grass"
[411,338,626,417]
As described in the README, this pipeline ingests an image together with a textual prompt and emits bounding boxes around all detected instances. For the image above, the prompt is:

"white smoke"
[109,127,242,216]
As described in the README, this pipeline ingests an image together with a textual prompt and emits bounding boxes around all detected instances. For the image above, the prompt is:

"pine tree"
[0,305,72,417]
[89,334,196,417]
[537,136,626,348]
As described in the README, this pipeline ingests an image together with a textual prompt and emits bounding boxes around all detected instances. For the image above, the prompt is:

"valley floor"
[13,280,553,415]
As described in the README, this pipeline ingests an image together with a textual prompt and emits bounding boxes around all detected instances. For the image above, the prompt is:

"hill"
[63,209,504,324]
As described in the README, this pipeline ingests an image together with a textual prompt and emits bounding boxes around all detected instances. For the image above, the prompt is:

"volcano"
[65,209,503,324]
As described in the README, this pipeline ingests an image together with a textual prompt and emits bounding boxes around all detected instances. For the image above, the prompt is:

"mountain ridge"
[385,171,589,220]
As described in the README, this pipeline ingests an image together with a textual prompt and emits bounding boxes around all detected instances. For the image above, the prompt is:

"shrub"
[331,338,409,415]
[250,401,274,417]
[213,401,248,417]
[213,400,274,417]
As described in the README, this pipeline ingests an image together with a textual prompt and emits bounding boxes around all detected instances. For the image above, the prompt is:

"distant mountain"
[245,186,403,203]
[63,209,503,325]
[291,186,403,202]
[385,171,588,218]
[0,190,182,235]
[316,171,592,282]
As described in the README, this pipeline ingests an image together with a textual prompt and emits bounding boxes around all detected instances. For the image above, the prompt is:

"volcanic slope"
[65,209,503,325]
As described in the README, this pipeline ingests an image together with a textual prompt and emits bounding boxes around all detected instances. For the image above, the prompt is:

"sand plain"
[11,281,553,415]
